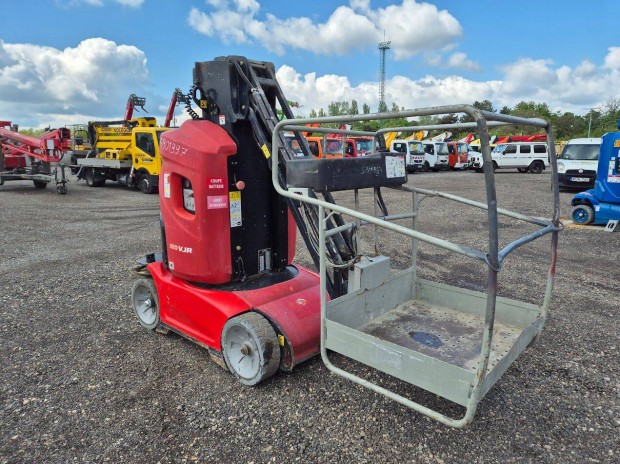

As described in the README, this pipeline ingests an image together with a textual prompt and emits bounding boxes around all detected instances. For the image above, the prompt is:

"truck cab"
[421,141,450,171]
[305,136,346,158]
[390,139,425,172]
[446,142,470,170]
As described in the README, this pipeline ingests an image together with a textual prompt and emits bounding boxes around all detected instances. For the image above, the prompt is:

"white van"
[421,141,450,171]
[390,140,425,172]
[470,142,549,173]
[557,138,601,189]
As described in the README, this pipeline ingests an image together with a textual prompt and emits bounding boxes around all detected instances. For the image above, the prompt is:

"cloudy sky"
[1,0,618,127]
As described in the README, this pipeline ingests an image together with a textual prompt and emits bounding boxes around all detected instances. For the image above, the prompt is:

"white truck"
[390,139,425,172]
[557,138,601,190]
[421,141,450,171]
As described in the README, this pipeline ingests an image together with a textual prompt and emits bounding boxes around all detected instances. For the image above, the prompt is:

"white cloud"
[276,64,500,115]
[447,52,480,72]
[278,47,620,116]
[604,46,620,69]
[0,38,150,127]
[188,0,462,59]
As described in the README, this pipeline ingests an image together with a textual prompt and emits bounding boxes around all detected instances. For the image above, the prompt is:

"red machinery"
[163,88,191,128]
[131,57,381,385]
[0,121,71,194]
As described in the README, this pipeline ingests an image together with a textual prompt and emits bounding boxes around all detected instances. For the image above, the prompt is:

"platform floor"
[359,299,524,372]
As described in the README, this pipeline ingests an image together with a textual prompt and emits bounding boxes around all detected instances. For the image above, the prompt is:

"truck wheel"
[517,167,529,173]
[33,181,48,189]
[84,168,95,187]
[475,167,483,173]
[422,161,430,172]
[492,161,498,172]
[221,312,281,386]
[139,173,156,194]
[529,161,544,174]
[131,278,160,330]
[571,204,594,225]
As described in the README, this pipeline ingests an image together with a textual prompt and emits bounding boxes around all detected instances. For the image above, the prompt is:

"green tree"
[362,103,371,114]
[378,101,388,113]
[351,100,359,115]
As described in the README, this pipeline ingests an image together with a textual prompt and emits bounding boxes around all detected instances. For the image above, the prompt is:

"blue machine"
[571,120,620,229]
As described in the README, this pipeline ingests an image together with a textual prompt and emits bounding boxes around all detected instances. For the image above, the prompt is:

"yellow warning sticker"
[277,335,285,346]
[614,140,620,147]
[229,191,241,201]
[261,144,271,159]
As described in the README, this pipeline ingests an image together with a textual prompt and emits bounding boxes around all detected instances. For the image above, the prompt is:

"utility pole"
[378,35,391,111]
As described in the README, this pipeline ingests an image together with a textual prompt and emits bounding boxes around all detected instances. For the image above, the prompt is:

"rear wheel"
[221,312,281,386]
[84,168,105,187]
[517,167,529,173]
[571,204,595,225]
[33,180,47,189]
[529,161,544,174]
[131,278,160,330]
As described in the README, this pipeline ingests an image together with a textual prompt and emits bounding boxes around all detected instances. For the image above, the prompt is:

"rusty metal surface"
[359,299,523,373]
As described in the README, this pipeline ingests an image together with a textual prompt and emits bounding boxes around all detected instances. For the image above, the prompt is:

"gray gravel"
[1,170,619,463]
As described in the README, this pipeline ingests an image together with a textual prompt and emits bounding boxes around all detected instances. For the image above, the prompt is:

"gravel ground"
[1,170,619,463]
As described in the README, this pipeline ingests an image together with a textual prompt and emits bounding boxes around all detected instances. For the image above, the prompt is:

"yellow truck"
[76,95,171,194]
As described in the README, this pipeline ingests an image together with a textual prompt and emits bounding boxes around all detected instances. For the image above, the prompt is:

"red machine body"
[148,261,321,369]
[151,118,320,369]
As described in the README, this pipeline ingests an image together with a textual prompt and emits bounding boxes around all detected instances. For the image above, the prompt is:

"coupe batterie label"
[208,178,225,189]
[207,195,228,209]
[229,191,242,227]
[385,155,406,178]
[218,114,226,125]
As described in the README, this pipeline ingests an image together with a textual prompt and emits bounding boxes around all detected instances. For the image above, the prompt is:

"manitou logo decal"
[170,243,193,253]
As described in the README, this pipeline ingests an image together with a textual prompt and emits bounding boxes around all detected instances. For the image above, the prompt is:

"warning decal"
[261,144,271,159]
[207,195,228,209]
[229,191,242,227]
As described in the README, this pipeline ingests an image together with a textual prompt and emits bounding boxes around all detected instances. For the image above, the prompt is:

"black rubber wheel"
[517,167,529,173]
[529,161,544,174]
[571,204,595,225]
[422,161,430,172]
[221,312,281,386]
[492,161,498,172]
[84,168,95,187]
[33,180,48,189]
[475,168,483,173]
[131,278,160,330]
[139,173,156,194]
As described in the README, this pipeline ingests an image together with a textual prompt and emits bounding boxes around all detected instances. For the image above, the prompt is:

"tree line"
[305,98,620,140]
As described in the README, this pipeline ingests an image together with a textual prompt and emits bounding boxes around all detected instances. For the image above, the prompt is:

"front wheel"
[139,173,156,194]
[422,161,430,172]
[571,204,595,225]
[221,312,281,386]
[131,278,160,330]
[529,161,544,174]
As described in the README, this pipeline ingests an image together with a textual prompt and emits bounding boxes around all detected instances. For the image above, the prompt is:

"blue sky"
[1,0,619,127]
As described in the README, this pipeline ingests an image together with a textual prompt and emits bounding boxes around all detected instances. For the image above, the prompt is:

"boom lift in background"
[0,121,71,194]
[131,56,560,427]
[571,119,620,231]
[76,94,173,194]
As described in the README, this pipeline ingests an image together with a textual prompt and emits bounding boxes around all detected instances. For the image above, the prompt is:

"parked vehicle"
[390,139,425,172]
[470,142,549,173]
[305,136,346,158]
[557,138,601,190]
[446,142,470,169]
[421,141,450,171]
[570,123,620,230]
